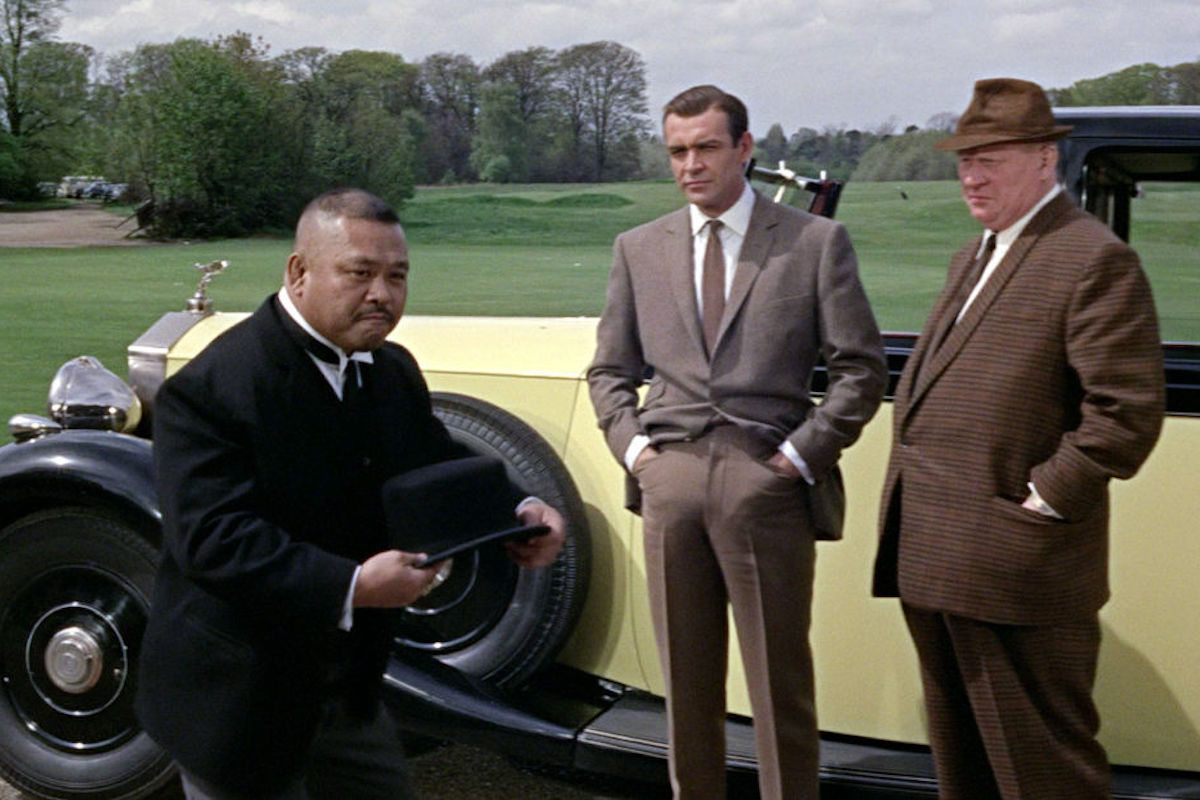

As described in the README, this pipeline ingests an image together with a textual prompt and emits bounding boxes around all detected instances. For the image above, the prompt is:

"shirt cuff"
[1026,481,1063,519]
[339,565,361,631]
[779,440,816,485]
[624,434,652,472]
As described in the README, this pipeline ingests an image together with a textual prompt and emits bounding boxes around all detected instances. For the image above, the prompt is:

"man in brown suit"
[588,85,887,799]
[873,78,1165,799]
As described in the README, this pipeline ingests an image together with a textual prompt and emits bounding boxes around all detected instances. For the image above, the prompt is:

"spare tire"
[392,393,590,688]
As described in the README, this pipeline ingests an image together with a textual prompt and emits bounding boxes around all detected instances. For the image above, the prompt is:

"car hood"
[167,314,599,382]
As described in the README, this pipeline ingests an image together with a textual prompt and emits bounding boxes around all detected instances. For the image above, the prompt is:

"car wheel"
[0,508,175,799]
[392,393,591,688]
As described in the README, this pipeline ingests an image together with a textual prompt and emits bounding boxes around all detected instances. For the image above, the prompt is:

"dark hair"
[662,85,748,143]
[303,187,400,226]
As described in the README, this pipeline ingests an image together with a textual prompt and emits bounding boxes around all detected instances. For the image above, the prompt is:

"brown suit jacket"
[588,192,887,531]
[874,193,1165,625]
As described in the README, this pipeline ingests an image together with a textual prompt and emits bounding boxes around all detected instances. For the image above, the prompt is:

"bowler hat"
[935,78,1072,152]
[381,455,546,566]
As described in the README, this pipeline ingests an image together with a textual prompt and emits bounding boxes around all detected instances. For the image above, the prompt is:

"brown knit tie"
[701,219,725,355]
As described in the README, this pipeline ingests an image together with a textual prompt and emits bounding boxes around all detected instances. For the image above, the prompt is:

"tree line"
[2,0,1197,236]
[93,34,649,236]
[1,1,651,235]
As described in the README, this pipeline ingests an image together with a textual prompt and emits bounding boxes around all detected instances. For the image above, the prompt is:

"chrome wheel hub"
[44,625,104,694]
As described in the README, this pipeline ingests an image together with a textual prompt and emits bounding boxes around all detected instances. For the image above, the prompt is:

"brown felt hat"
[935,78,1072,152]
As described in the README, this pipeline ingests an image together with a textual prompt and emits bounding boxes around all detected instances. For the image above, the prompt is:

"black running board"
[383,656,1200,798]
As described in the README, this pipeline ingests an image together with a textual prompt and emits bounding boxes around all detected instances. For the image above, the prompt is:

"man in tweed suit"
[873,78,1165,799]
[589,85,886,799]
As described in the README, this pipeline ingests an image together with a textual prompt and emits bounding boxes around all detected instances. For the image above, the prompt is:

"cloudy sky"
[60,0,1199,134]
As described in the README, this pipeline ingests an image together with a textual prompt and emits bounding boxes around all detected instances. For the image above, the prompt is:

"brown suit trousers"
[903,605,1107,799]
[637,425,817,800]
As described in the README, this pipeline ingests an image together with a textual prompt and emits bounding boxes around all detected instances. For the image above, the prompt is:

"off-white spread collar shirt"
[689,180,756,314]
[958,184,1062,320]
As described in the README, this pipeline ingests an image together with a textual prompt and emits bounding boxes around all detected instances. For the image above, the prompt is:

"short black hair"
[662,85,749,143]
[302,187,400,227]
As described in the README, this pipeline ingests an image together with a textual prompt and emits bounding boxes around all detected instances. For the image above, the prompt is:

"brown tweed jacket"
[588,192,887,501]
[874,193,1165,625]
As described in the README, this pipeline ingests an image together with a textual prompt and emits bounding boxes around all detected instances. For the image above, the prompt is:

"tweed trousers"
[903,604,1109,799]
[636,425,819,800]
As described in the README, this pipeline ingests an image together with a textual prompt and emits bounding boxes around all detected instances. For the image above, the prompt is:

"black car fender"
[0,429,159,535]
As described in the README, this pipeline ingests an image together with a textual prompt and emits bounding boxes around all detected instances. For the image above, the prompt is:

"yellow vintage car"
[0,108,1197,799]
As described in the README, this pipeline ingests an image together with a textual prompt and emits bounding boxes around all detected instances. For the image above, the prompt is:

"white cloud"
[230,1,298,26]
[56,0,1200,132]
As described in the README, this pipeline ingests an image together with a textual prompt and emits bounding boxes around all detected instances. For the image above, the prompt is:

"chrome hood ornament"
[187,259,228,313]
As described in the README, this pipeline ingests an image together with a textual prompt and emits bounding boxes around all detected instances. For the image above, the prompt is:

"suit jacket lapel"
[260,296,341,412]
[906,240,981,407]
[664,207,708,356]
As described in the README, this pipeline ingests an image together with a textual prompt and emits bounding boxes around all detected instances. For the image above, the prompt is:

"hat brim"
[382,455,530,562]
[934,125,1073,152]
[416,524,550,567]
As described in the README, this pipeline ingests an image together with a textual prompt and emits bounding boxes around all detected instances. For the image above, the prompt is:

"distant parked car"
[57,175,103,199]
[55,176,125,201]
[1,110,1198,800]
[81,181,126,202]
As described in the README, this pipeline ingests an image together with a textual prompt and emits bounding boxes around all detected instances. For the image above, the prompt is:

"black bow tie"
[300,331,340,366]
[276,296,341,365]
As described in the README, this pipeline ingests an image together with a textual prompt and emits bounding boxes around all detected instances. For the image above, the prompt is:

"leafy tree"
[553,41,648,181]
[925,111,958,132]
[758,122,788,168]
[470,81,528,182]
[1049,59,1200,106]
[420,52,479,182]
[309,49,420,121]
[275,45,330,89]
[0,0,92,195]
[0,126,21,192]
[483,46,556,180]
[1050,63,1173,105]
[89,43,175,201]
[851,128,956,182]
[1170,60,1200,104]
[0,0,64,138]
[484,46,555,126]
[286,48,420,205]
[118,35,301,236]
[637,133,670,179]
[15,39,90,178]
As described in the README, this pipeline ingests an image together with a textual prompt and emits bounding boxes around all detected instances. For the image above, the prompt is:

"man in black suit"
[136,188,565,800]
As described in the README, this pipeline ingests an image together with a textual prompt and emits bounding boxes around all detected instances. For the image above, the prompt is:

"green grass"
[1129,184,1200,343]
[2,181,1196,425]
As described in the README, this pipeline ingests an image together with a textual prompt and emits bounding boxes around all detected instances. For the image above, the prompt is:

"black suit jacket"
[136,296,464,794]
